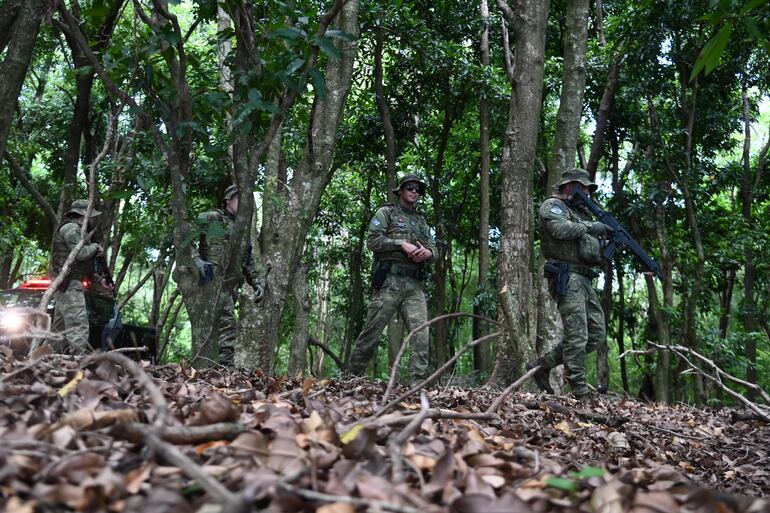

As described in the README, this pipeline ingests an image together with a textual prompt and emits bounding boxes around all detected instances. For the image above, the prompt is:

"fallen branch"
[638,341,770,422]
[378,330,502,416]
[383,312,502,403]
[112,422,248,444]
[389,391,430,483]
[307,337,345,370]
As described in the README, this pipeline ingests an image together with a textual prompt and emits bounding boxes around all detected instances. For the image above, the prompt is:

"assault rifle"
[93,254,122,350]
[570,187,663,280]
[93,254,115,290]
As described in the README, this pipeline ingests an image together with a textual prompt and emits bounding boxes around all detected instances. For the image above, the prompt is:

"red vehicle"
[0,278,157,361]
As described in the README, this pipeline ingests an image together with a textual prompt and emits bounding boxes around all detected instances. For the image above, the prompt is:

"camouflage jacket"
[539,196,602,267]
[195,209,260,289]
[51,221,100,281]
[367,203,437,270]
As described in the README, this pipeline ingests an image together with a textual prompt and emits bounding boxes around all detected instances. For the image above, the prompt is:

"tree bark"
[547,0,589,188]
[739,81,768,400]
[488,0,549,387]
[0,0,47,160]
[288,264,311,376]
[474,0,492,374]
[239,0,359,373]
[374,24,398,203]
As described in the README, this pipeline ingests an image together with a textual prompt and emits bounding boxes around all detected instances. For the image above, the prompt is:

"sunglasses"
[403,184,422,193]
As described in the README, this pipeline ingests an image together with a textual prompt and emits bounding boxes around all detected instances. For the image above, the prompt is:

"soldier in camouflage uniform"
[51,199,111,355]
[193,185,264,367]
[348,174,437,385]
[527,168,614,399]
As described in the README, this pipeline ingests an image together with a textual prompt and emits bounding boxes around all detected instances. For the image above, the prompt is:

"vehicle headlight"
[0,312,26,332]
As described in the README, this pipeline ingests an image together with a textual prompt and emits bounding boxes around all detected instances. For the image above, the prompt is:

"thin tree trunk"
[343,175,373,363]
[488,0,549,387]
[474,0,492,373]
[615,264,629,393]
[740,81,765,400]
[374,24,397,203]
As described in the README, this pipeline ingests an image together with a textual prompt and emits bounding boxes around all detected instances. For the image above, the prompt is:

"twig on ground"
[390,391,430,483]
[383,312,502,403]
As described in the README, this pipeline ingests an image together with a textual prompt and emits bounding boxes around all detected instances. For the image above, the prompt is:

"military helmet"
[555,168,598,192]
[66,199,101,217]
[223,184,239,202]
[392,173,427,195]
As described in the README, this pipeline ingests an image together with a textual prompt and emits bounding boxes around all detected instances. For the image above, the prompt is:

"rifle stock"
[571,188,663,280]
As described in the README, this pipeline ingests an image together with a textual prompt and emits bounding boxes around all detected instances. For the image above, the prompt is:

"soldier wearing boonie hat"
[50,199,106,355]
[347,173,436,386]
[527,168,613,400]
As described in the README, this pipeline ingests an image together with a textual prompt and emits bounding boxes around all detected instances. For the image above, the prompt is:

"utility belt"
[372,260,423,290]
[543,261,598,296]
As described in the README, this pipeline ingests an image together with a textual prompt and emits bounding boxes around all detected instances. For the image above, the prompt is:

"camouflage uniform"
[348,195,437,384]
[535,170,607,397]
[50,200,102,355]
[196,206,261,367]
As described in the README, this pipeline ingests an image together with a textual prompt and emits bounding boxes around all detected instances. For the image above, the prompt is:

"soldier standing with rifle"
[528,168,661,398]
[527,169,616,399]
[347,174,437,386]
[50,199,112,354]
[193,185,264,368]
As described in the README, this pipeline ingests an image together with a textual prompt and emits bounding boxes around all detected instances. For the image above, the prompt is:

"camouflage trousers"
[216,290,238,367]
[540,272,605,396]
[52,279,89,355]
[348,275,429,384]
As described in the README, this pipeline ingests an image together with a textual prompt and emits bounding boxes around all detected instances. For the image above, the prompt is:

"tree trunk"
[547,0,589,189]
[740,82,763,400]
[615,264,629,393]
[288,264,311,376]
[343,175,373,363]
[0,0,46,160]
[488,0,549,387]
[374,24,397,203]
[474,0,492,373]
[239,0,359,373]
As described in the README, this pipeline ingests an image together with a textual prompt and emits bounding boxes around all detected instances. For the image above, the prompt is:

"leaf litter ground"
[1,352,768,513]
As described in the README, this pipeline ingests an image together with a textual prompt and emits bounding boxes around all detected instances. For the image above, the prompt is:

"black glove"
[193,256,215,286]
[253,282,264,304]
[588,221,614,237]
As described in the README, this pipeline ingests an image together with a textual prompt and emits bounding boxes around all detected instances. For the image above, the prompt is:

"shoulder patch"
[372,218,381,227]
[550,205,564,215]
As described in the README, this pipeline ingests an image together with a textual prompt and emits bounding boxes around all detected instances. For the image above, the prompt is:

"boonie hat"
[392,174,427,195]
[555,168,598,192]
[66,199,101,217]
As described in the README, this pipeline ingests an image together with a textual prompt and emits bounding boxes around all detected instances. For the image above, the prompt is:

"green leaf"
[309,68,326,101]
[311,35,341,60]
[545,477,577,492]
[272,27,304,41]
[704,22,733,75]
[570,466,605,479]
[742,16,760,39]
[286,58,305,75]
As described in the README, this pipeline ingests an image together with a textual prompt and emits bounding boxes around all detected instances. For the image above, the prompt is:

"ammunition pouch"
[372,261,391,290]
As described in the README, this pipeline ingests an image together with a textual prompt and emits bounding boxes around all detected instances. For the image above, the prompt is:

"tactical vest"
[376,204,431,269]
[51,221,93,281]
[198,209,232,266]
[540,197,601,266]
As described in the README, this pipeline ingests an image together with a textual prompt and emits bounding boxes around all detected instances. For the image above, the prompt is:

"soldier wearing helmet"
[50,199,110,354]
[527,168,614,399]
[193,184,264,367]
[347,174,437,385]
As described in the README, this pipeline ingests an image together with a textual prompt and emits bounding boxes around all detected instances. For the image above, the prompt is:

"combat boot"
[526,358,554,394]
